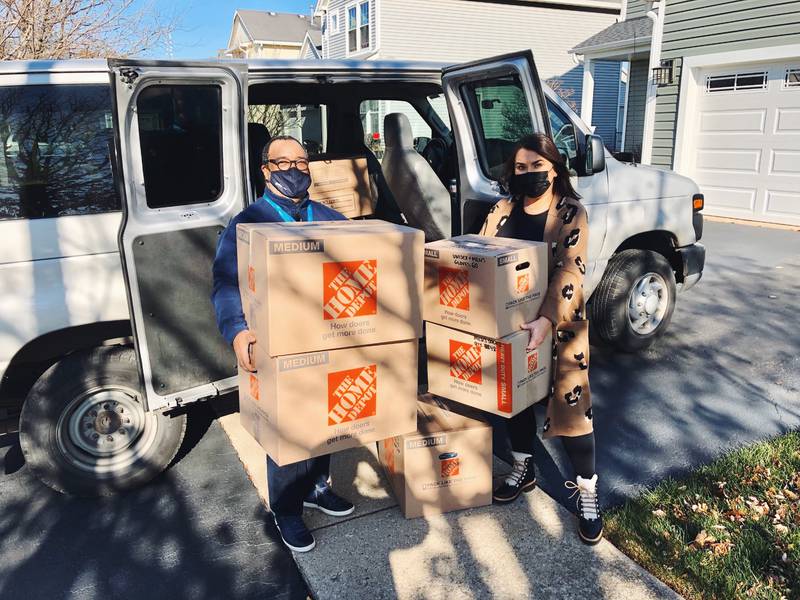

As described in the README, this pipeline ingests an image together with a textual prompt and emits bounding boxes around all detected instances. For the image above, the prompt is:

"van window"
[359,99,431,160]
[137,84,222,209]
[248,104,327,156]
[0,84,118,220]
[462,74,534,180]
[546,100,578,168]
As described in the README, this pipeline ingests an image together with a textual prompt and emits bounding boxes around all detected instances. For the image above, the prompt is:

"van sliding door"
[110,60,248,411]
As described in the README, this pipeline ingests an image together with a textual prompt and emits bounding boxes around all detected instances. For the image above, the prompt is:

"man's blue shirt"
[211,189,347,345]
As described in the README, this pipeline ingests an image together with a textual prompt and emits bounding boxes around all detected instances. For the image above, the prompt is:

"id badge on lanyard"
[265,197,313,222]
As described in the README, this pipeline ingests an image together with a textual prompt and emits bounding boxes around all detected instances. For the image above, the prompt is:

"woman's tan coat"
[480,195,593,438]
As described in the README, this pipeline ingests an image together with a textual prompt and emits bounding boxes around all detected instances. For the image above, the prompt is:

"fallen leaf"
[652,509,666,518]
[776,524,789,535]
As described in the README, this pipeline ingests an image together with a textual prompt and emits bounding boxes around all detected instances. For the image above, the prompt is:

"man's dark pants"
[267,455,331,516]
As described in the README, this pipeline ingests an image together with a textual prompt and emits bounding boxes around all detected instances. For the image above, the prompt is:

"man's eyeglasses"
[266,158,310,172]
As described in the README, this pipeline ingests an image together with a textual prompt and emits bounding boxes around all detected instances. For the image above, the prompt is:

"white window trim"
[331,10,340,34]
[345,0,372,57]
[672,43,800,177]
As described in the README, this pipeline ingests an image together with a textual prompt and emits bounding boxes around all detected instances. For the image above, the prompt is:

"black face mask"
[509,171,552,199]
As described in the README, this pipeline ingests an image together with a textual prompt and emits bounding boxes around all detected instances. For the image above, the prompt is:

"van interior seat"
[247,122,270,198]
[382,112,451,241]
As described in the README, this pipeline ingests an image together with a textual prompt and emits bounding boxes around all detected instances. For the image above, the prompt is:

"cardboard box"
[236,219,424,356]
[308,157,374,218]
[239,339,418,466]
[378,395,492,519]
[423,234,548,339]
[425,321,552,418]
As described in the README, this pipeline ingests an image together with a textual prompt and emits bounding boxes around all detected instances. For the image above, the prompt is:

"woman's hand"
[233,329,257,372]
[520,316,552,351]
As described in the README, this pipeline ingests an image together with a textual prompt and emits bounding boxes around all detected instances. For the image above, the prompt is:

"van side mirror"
[584,134,606,175]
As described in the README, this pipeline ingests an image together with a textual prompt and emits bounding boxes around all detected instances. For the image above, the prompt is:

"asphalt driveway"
[532,219,800,509]
[0,402,308,600]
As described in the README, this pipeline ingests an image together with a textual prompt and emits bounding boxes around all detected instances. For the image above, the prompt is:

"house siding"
[625,0,651,20]
[590,60,623,149]
[647,0,800,167]
[377,0,617,90]
[624,58,648,159]
[660,0,800,60]
[650,58,680,168]
[323,0,378,58]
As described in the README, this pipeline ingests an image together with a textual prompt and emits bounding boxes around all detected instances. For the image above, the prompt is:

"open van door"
[110,60,249,412]
[441,51,551,234]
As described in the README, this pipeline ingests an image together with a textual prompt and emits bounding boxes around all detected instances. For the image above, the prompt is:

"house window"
[784,68,800,88]
[706,71,768,93]
[330,12,339,33]
[347,1,370,54]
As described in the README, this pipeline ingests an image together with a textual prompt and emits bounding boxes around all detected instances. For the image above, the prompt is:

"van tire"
[589,249,676,352]
[19,346,186,496]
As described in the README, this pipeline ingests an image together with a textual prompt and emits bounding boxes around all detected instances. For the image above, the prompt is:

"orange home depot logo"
[322,260,378,320]
[527,350,538,373]
[438,267,470,310]
[439,452,460,478]
[327,364,377,425]
[516,273,530,294]
[247,266,255,293]
[249,374,259,401]
[449,340,482,384]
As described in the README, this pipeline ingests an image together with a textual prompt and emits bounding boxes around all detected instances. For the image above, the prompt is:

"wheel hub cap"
[62,388,149,459]
[628,272,669,335]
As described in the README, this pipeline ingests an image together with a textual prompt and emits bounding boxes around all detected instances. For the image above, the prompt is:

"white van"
[0,52,705,495]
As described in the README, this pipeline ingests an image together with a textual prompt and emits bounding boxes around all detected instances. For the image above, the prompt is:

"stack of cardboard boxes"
[423,234,552,418]
[235,219,423,466]
[378,234,552,519]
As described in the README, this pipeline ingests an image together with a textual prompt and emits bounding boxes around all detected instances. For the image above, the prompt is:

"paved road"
[0,402,308,600]
[532,220,800,509]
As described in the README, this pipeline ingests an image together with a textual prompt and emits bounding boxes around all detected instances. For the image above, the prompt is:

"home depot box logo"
[249,373,259,401]
[323,259,378,320]
[438,266,469,310]
[449,340,482,384]
[527,350,538,373]
[516,273,530,294]
[439,452,460,478]
[327,364,377,425]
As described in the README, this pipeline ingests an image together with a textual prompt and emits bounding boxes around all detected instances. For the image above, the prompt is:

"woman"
[480,133,602,545]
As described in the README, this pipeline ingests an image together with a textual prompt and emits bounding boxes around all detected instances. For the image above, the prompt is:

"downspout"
[642,0,666,165]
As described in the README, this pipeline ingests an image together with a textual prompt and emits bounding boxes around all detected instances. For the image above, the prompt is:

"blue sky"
[157,1,314,59]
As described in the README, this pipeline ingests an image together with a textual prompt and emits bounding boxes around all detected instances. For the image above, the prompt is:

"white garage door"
[691,60,800,226]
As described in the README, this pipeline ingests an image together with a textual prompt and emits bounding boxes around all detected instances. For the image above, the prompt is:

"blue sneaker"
[272,514,315,552]
[303,486,355,517]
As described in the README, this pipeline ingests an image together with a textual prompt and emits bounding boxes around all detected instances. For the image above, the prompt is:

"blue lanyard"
[264,196,313,222]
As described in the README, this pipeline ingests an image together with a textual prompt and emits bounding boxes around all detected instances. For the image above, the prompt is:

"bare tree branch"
[0,0,178,59]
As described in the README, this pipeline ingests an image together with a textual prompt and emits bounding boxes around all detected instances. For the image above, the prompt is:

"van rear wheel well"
[1,321,132,414]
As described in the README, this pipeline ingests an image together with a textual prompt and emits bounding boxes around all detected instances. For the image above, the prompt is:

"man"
[212,135,354,553]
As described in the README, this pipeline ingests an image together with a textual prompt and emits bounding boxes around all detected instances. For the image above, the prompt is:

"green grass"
[605,431,800,600]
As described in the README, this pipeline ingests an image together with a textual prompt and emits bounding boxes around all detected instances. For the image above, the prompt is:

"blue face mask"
[268,167,312,199]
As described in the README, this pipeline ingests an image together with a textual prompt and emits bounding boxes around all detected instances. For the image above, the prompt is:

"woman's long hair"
[501,133,581,201]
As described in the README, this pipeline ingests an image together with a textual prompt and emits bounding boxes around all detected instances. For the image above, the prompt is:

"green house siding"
[652,0,800,168]
[651,59,681,168]
[661,0,800,60]
[624,59,649,159]
[625,0,651,20]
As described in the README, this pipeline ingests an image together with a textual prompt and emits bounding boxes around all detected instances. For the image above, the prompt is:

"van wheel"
[19,346,186,496]
[589,249,676,352]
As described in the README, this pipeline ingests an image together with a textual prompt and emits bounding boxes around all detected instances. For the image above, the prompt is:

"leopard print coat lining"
[480,195,593,438]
